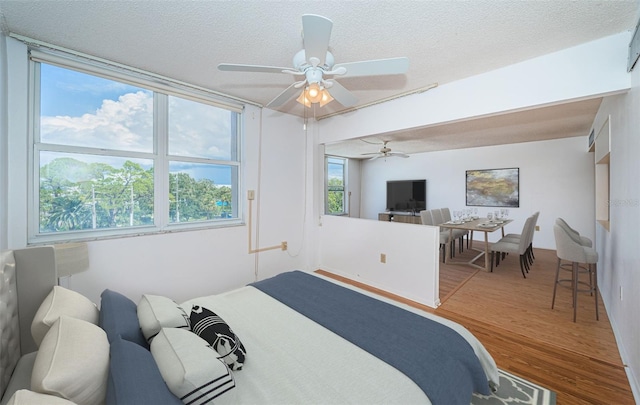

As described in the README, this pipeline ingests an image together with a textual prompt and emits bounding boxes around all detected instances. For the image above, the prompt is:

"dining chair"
[429,209,457,258]
[490,215,535,278]
[496,213,538,266]
[500,211,539,266]
[438,208,467,253]
[552,222,599,322]
[430,208,445,226]
[420,210,450,263]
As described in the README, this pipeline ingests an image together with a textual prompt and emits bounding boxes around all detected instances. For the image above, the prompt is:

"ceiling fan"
[362,141,410,160]
[218,14,409,109]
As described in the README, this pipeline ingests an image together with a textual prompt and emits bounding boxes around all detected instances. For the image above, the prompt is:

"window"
[30,53,242,242]
[325,156,347,215]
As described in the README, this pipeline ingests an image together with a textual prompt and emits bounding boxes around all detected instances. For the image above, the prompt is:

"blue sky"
[326,157,345,181]
[41,64,140,117]
[40,63,233,185]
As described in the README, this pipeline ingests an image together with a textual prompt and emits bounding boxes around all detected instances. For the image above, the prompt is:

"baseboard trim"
[603,298,640,404]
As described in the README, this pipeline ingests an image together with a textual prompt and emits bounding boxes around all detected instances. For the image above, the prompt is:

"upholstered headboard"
[0,247,57,398]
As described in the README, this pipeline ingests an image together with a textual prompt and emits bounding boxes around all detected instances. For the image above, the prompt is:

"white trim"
[603,297,640,404]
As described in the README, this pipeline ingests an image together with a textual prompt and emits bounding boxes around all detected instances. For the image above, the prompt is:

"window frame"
[27,49,244,243]
[325,155,348,216]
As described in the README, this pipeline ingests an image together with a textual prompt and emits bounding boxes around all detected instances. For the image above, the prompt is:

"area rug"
[472,369,556,405]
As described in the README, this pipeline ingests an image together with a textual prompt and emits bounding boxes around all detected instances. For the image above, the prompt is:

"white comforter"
[181,272,499,404]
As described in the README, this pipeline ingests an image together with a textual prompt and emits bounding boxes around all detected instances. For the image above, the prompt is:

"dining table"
[439,217,512,272]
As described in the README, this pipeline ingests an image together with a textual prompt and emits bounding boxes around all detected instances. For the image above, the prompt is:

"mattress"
[181,271,499,404]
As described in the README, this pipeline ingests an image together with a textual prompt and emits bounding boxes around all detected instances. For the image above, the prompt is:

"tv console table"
[378,212,422,225]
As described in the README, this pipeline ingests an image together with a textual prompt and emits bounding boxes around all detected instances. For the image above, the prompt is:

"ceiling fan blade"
[266,83,301,108]
[218,63,297,74]
[326,80,358,107]
[388,152,410,158]
[368,155,383,161]
[334,57,409,78]
[302,14,332,66]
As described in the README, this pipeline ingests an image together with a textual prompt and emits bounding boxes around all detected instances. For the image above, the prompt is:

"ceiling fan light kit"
[218,14,409,110]
[295,82,334,107]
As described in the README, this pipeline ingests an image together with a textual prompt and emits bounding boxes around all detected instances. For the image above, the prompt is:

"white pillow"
[31,286,99,347]
[7,390,76,405]
[31,316,110,405]
[150,328,236,405]
[137,294,189,343]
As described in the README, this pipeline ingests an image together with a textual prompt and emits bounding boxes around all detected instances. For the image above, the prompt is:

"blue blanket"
[251,271,490,404]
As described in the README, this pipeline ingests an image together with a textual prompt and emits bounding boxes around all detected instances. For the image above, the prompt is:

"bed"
[0,246,499,405]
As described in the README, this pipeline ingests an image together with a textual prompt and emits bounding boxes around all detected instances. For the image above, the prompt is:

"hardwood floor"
[317,247,635,405]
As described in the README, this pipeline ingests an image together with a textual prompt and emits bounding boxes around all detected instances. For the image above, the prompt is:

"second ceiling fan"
[218,14,409,108]
[362,141,410,160]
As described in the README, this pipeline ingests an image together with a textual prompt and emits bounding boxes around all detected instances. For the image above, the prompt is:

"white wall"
[318,32,631,145]
[357,137,594,249]
[590,66,640,401]
[5,38,28,249]
[318,215,440,307]
[0,34,8,251]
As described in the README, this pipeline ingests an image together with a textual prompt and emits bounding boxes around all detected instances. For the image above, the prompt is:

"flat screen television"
[386,179,426,213]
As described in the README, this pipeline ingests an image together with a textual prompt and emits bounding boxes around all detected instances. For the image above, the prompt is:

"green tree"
[88,160,152,228]
[170,173,231,222]
[40,158,154,232]
[40,157,228,232]
[40,158,93,232]
[327,177,345,214]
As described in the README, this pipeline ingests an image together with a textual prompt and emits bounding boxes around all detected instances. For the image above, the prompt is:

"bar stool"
[551,223,599,322]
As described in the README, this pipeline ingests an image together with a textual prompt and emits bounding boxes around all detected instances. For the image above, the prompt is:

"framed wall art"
[465,168,519,207]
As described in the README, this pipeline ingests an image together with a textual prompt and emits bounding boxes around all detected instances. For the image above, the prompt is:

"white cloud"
[168,96,233,160]
[40,91,234,159]
[41,91,154,152]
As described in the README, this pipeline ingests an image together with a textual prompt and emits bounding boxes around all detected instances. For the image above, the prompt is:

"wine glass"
[487,212,493,221]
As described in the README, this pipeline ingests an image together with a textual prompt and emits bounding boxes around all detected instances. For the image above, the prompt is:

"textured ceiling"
[0,0,638,156]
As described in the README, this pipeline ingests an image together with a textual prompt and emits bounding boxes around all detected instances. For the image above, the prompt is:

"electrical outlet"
[380,253,386,263]
[535,225,540,231]
[247,190,255,200]
[281,241,288,251]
